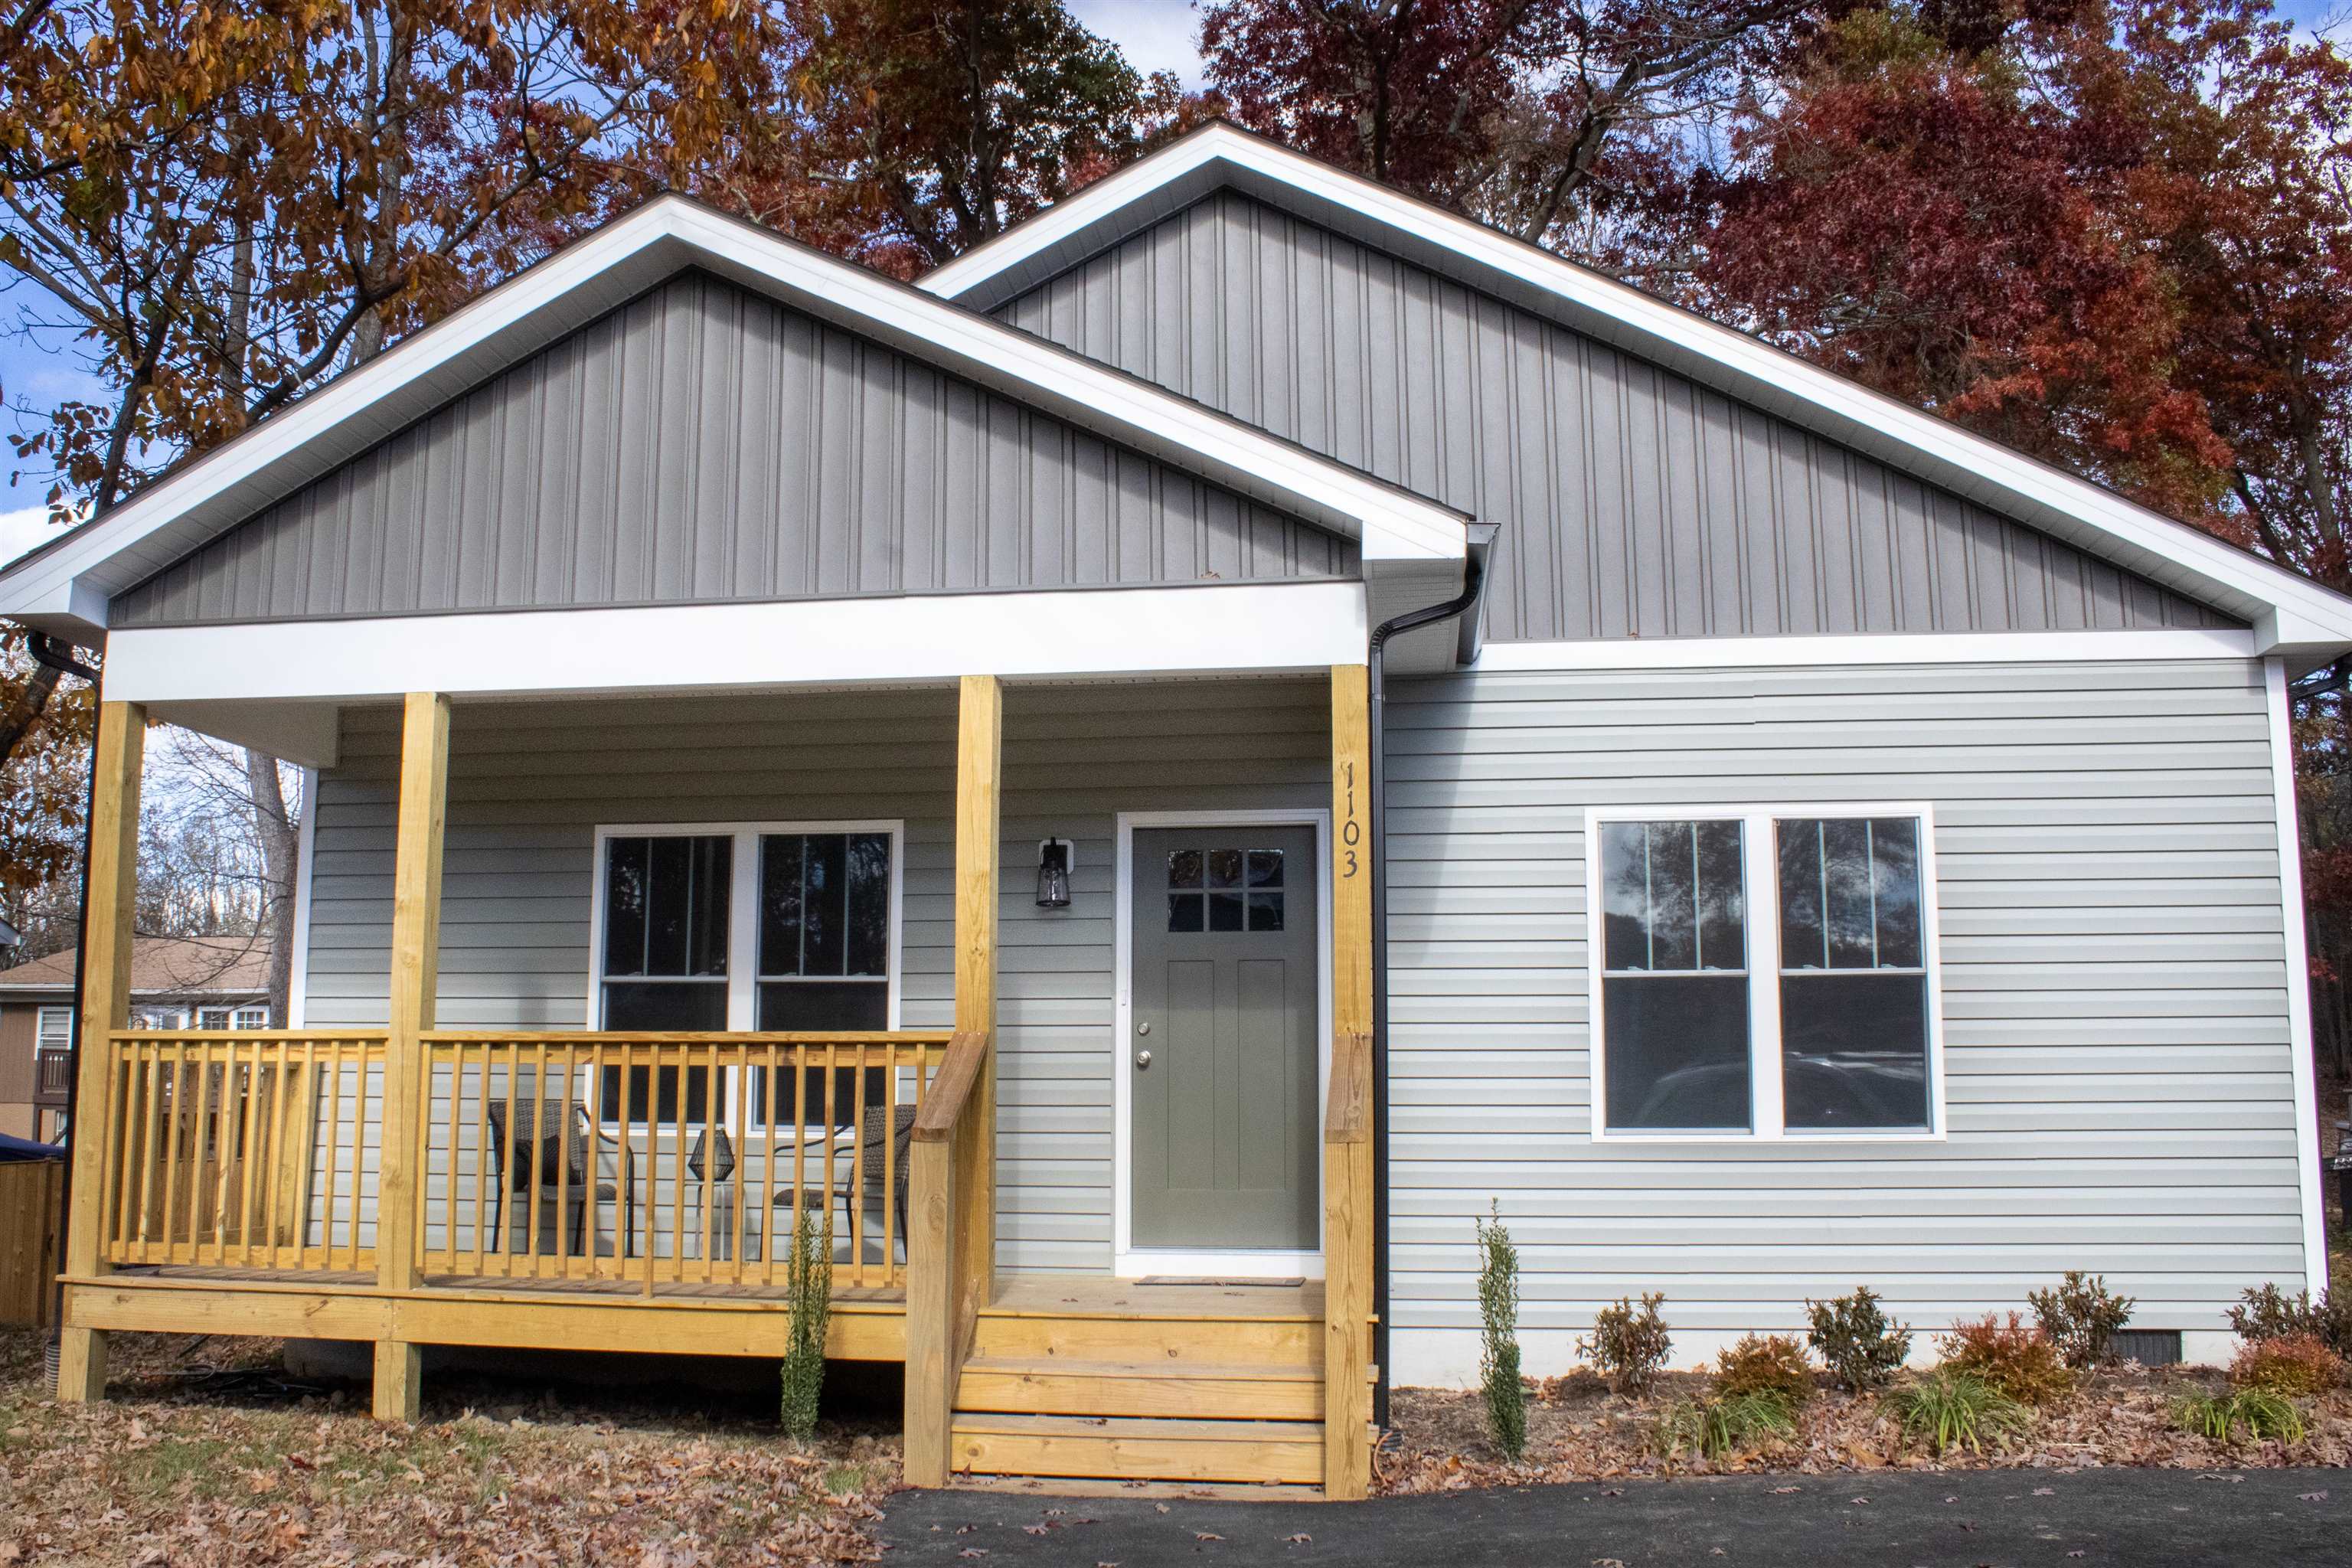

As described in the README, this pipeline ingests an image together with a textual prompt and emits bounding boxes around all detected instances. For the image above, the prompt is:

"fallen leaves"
[1379,1370,2352,1498]
[0,1327,893,1566]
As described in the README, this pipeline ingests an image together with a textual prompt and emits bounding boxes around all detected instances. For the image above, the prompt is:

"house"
[0,937,272,1143]
[0,121,2341,1497]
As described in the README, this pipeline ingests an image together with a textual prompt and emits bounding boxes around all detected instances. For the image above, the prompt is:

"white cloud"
[0,502,70,570]
[1068,0,1207,87]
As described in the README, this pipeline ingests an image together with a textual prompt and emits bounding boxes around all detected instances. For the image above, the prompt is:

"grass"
[1652,1388,1800,1461]
[1880,1370,2034,1455]
[2173,1387,2308,1445]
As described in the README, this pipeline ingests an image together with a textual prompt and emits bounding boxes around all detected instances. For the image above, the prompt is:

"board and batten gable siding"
[1380,654,2302,1382]
[301,677,1331,1268]
[991,190,2234,642]
[111,270,1356,628]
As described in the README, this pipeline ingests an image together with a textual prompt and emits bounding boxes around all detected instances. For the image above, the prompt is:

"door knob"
[1135,1050,1152,1070]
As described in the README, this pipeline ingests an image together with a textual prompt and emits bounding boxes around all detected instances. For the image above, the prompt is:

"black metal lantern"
[1035,838,1073,909]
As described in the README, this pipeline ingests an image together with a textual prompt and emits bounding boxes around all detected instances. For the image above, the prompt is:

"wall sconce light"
[1036,838,1073,909]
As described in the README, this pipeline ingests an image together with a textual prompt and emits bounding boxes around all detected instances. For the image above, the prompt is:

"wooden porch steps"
[947,1282,1335,1490]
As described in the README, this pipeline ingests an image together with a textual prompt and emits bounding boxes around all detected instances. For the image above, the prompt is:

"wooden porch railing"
[95,1031,386,1270]
[413,1031,953,1292]
[902,1027,989,1487]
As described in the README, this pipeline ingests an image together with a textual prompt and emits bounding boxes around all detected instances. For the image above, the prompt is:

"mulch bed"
[0,1329,893,1566]
[1377,1366,2352,1494]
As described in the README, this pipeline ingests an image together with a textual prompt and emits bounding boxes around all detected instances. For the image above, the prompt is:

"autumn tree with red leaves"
[701,0,1193,278]
[1198,0,1844,257]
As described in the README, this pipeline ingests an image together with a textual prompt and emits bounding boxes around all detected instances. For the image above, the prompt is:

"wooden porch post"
[56,701,145,1403]
[374,691,448,1421]
[904,675,1002,1487]
[951,674,1001,1322]
[1325,665,1374,1499]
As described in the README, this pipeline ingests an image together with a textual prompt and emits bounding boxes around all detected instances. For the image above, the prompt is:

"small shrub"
[2230,1333,2344,1396]
[1475,1203,1527,1461]
[1713,1334,1815,1406]
[2173,1388,2308,1445]
[2027,1272,2135,1369]
[2227,1284,2352,1355]
[1937,1312,2073,1406]
[1881,1371,2034,1455]
[1805,1286,1914,1392]
[1578,1292,1673,1397]
[1651,1389,1798,1461]
[779,1207,832,1439]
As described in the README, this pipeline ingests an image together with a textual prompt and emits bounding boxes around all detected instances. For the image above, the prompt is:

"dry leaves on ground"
[0,1329,892,1566]
[1378,1367,2352,1494]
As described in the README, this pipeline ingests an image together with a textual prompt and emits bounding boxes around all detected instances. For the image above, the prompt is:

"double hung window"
[592,822,900,1125]
[1590,806,1940,1138]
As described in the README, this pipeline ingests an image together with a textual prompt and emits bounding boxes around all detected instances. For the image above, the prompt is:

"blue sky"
[3,0,2337,560]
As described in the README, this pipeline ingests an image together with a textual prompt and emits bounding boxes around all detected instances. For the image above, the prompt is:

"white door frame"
[1112,808,1333,1279]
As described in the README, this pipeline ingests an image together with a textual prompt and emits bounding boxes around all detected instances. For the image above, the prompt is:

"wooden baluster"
[791,1055,808,1283]
[760,1043,779,1287]
[237,1042,265,1260]
[730,1043,746,1285]
[699,1040,718,1283]
[103,1044,126,1261]
[527,1040,548,1273]
[882,1045,899,1287]
[191,1047,218,1263]
[850,1045,867,1289]
[321,1046,343,1268]
[639,1047,658,1299]
[266,1040,291,1269]
[152,1047,181,1263]
[499,1041,521,1276]
[554,1043,576,1276]
[822,1045,838,1283]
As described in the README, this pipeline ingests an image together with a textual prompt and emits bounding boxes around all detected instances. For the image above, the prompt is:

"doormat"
[1135,1276,1306,1289]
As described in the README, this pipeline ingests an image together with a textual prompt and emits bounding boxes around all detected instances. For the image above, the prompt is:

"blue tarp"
[0,1131,61,1161]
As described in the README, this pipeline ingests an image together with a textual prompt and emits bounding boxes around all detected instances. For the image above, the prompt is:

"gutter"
[1365,522,1494,1429]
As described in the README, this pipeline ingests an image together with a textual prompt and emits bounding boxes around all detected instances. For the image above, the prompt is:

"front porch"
[54,670,1379,1497]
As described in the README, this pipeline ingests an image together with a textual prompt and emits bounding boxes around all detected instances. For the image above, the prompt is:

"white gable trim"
[0,195,1464,637]
[926,123,2352,660]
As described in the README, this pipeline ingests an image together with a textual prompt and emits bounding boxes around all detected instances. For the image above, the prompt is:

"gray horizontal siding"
[302,677,1331,1274]
[1383,655,2305,1336]
[994,190,2234,642]
[116,271,1355,626]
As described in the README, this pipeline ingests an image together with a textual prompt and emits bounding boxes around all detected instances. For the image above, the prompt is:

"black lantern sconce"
[1036,838,1073,909]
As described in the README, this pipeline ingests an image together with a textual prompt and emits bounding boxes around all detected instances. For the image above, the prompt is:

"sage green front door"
[1129,825,1320,1252]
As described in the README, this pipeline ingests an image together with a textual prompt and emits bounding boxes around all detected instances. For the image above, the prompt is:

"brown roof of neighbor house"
[0,936,273,998]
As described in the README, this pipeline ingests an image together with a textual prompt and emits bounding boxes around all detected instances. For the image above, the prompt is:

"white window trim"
[34,1006,73,1050]
[1584,802,1947,1144]
[584,819,906,1129]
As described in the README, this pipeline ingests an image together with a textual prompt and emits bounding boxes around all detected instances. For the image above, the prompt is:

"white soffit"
[0,195,1465,639]
[926,122,2352,658]
[96,581,1374,703]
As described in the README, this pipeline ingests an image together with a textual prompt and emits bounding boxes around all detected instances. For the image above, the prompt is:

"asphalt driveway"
[879,1467,2344,1566]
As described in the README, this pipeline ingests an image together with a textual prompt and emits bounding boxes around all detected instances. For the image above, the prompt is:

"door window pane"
[1598,820,1751,1131]
[1775,817,1930,1130]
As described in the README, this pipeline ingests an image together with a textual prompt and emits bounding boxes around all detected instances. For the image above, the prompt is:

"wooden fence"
[0,1159,64,1328]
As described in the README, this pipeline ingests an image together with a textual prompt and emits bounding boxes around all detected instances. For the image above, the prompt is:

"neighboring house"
[0,938,272,1143]
[2,122,2345,1498]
